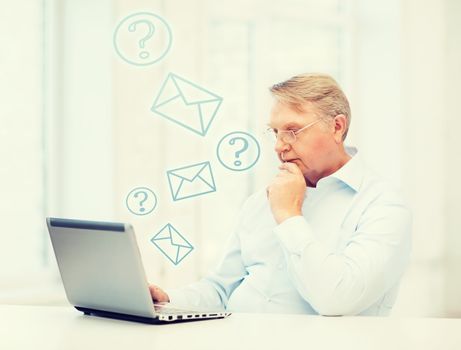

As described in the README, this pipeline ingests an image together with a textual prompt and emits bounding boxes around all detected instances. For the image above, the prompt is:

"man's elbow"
[305,284,367,316]
[310,300,360,316]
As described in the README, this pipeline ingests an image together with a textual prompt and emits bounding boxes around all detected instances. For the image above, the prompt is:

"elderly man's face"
[269,101,340,187]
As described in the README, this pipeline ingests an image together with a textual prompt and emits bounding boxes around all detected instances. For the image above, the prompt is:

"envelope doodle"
[151,73,223,136]
[167,161,217,201]
[150,223,193,265]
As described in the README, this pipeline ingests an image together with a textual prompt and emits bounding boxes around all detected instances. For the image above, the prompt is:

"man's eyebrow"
[267,122,302,130]
[278,122,303,129]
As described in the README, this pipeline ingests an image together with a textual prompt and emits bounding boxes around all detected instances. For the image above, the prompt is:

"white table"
[1,305,460,350]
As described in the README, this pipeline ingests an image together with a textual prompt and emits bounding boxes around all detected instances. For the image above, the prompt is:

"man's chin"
[281,160,315,187]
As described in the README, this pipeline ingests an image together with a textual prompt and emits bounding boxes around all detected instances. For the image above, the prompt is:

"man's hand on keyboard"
[148,284,170,303]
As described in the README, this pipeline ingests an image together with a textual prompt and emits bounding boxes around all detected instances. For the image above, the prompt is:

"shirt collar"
[316,146,364,192]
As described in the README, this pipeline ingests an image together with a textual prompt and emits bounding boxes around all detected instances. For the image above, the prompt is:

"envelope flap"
[172,74,221,105]
[170,226,192,248]
[169,162,209,182]
[152,224,172,240]
[152,74,182,108]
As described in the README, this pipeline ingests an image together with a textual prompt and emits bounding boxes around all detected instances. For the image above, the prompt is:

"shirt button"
[266,297,271,302]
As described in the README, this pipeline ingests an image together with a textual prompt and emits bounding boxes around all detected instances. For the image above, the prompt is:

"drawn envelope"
[151,73,223,136]
[150,223,193,265]
[166,161,217,201]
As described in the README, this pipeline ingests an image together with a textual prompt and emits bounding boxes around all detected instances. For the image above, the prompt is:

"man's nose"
[274,136,290,154]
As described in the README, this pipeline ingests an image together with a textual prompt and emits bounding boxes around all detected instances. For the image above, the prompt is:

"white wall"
[444,0,461,317]
[394,0,448,317]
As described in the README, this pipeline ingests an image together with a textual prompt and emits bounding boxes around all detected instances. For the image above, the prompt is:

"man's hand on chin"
[266,162,306,224]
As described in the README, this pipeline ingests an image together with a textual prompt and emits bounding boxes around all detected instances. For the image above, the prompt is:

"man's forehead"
[269,101,318,127]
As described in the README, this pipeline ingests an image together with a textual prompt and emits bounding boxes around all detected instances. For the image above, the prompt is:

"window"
[0,1,50,299]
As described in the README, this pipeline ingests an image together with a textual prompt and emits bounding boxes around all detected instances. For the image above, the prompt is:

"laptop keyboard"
[153,303,200,315]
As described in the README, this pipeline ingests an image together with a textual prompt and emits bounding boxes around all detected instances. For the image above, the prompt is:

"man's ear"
[332,114,347,143]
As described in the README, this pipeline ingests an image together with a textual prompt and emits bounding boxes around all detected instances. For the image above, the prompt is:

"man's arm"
[274,197,412,316]
[149,210,249,311]
[165,231,247,310]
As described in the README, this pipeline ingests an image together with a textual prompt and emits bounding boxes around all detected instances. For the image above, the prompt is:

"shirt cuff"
[273,216,316,255]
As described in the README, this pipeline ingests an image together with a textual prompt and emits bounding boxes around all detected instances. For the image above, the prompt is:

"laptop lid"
[46,217,156,319]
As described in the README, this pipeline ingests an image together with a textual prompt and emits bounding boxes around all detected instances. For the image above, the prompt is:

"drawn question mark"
[229,137,249,167]
[134,190,148,212]
[128,19,156,59]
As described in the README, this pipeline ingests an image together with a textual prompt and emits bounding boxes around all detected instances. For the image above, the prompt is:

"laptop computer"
[46,217,231,324]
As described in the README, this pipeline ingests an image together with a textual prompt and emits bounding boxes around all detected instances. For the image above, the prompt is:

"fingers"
[275,165,299,181]
[148,284,158,298]
[149,284,169,302]
[278,161,302,175]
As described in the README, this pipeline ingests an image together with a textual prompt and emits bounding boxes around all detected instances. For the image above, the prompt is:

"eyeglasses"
[265,118,324,144]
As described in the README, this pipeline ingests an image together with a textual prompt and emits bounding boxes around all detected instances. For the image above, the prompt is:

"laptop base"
[75,306,226,325]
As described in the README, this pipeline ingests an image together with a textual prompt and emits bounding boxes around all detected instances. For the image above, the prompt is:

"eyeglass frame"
[266,118,326,144]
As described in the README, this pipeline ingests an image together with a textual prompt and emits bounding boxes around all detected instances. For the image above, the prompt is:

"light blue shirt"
[167,147,412,316]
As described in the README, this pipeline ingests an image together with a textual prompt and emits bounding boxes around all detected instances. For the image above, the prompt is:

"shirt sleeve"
[274,195,412,316]
[165,212,249,311]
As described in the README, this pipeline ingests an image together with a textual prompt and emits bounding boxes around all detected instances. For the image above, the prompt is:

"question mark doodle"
[128,20,156,59]
[114,12,172,66]
[217,131,260,171]
[229,137,249,167]
[134,190,148,212]
[125,187,157,215]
